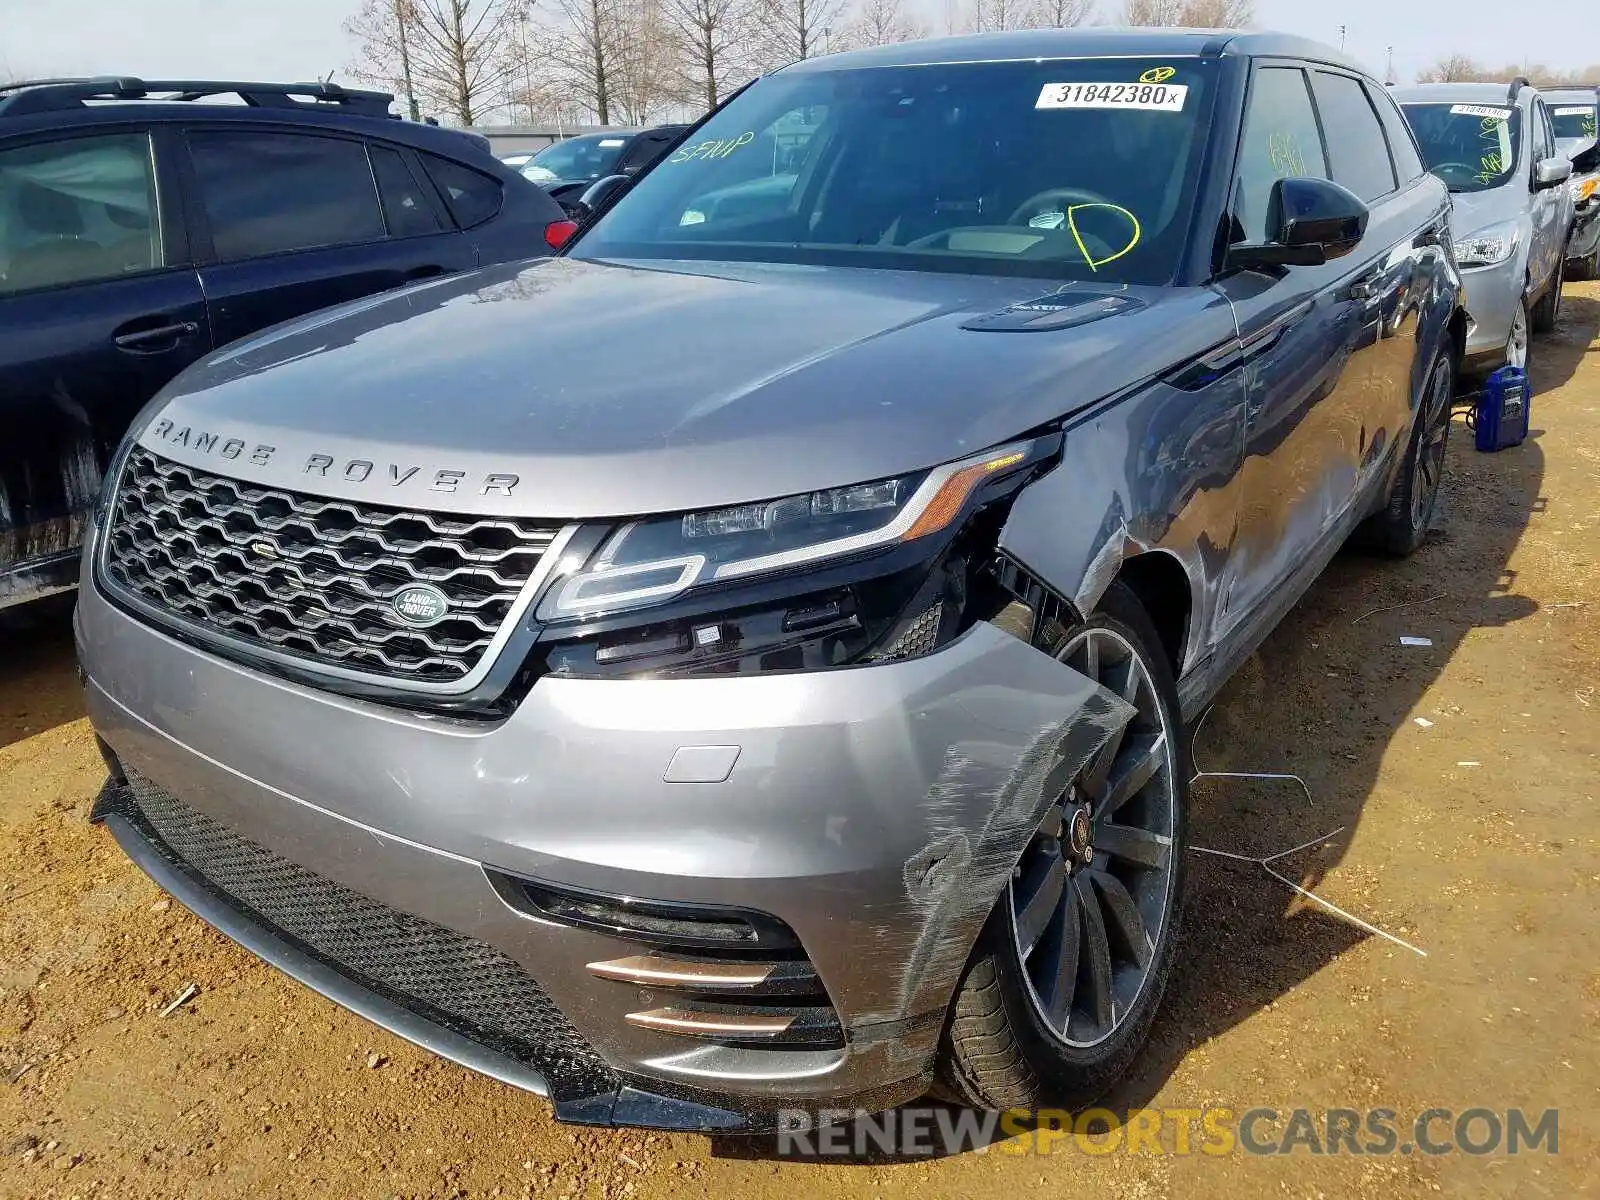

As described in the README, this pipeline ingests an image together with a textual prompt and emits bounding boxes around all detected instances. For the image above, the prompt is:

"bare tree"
[841,0,927,45]
[346,0,525,124]
[1121,0,1251,24]
[1031,0,1094,27]
[753,0,847,66]
[970,0,1032,30]
[665,0,754,109]
[1415,54,1492,83]
[535,0,628,123]
[1120,0,1180,20]
[1175,0,1252,24]
[611,0,687,122]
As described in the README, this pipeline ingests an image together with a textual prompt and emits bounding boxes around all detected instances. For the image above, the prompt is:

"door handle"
[1350,272,1386,302]
[405,265,446,282]
[114,320,200,351]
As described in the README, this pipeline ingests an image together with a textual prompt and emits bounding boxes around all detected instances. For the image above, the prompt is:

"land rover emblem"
[391,584,451,627]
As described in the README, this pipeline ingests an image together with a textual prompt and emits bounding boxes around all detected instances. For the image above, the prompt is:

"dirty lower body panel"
[0,548,81,611]
[77,572,1129,1130]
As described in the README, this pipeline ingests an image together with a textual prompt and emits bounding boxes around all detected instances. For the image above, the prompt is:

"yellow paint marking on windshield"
[668,130,756,164]
[1065,203,1142,273]
[1139,66,1177,84]
[1476,117,1509,184]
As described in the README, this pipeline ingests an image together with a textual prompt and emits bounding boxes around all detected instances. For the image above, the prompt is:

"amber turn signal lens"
[900,451,1027,542]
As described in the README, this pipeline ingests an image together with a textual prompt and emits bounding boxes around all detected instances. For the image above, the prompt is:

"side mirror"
[578,173,631,216]
[1226,177,1370,271]
[1535,157,1573,190]
[1572,141,1600,175]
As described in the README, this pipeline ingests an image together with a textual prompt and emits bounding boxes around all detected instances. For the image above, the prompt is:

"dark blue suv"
[0,77,570,610]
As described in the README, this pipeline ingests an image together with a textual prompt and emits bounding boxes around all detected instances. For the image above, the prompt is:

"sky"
[1,0,1594,104]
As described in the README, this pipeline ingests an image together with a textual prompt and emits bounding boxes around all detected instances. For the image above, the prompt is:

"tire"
[1506,295,1533,373]
[935,580,1188,1112]
[1531,260,1563,334]
[1568,246,1599,282]
[1369,348,1453,558]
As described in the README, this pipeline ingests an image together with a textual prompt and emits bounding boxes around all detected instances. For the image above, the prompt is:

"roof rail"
[0,76,396,119]
[1507,75,1532,103]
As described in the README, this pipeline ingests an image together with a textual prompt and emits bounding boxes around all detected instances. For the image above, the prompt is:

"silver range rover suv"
[78,30,1465,1131]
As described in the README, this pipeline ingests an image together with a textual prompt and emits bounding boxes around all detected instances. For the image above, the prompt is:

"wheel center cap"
[1067,806,1094,863]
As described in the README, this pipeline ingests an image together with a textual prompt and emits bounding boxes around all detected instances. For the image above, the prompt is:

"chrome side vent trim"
[585,954,821,995]
[625,1005,843,1047]
[626,1007,796,1039]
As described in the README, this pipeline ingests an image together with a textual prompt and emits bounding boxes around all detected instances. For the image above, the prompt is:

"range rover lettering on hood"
[146,418,519,498]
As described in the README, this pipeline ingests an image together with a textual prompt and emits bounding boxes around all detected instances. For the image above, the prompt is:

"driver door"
[1213,63,1392,637]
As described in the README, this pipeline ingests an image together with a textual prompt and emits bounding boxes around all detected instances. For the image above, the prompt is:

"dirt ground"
[2,288,1598,1200]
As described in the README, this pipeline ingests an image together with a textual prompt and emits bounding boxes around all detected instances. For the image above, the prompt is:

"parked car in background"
[0,77,572,611]
[1543,84,1600,278]
[1397,80,1574,376]
[80,30,1465,1130]
[521,125,689,209]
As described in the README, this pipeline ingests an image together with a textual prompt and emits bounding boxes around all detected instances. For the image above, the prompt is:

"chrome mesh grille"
[115,771,618,1100]
[101,447,559,683]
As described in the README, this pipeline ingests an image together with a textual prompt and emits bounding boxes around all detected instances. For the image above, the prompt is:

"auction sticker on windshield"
[1036,82,1188,112]
[1555,106,1595,117]
[1450,104,1513,120]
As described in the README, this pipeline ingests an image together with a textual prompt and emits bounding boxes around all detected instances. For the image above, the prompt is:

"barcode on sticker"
[1554,106,1595,116]
[1450,104,1513,120]
[1037,82,1188,112]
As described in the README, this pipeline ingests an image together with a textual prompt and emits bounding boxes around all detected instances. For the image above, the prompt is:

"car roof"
[0,77,496,159]
[1,101,497,160]
[1392,81,1533,109]
[779,27,1370,76]
[1542,86,1600,103]
[555,129,643,143]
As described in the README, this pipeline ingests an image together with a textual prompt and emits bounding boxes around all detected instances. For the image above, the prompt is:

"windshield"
[523,134,630,183]
[1401,103,1521,192]
[572,58,1218,285]
[1551,102,1598,143]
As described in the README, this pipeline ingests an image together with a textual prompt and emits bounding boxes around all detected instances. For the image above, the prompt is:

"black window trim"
[178,124,392,265]
[0,123,184,299]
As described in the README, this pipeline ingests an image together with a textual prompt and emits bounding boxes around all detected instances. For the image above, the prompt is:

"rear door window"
[189,131,385,260]
[1309,71,1398,202]
[0,132,161,295]
[370,145,446,238]
[418,153,503,228]
[1366,83,1428,185]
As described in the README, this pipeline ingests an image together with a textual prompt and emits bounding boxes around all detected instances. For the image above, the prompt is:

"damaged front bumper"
[77,577,1129,1130]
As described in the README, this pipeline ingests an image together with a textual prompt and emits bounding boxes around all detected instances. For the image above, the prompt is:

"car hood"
[1447,186,1525,240]
[140,256,1234,519]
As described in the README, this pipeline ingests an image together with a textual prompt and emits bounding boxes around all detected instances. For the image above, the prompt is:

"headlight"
[525,437,1059,680]
[1455,221,1519,268]
[539,441,1044,622]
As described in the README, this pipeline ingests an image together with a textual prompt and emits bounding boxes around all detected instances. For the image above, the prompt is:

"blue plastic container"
[1474,366,1530,452]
